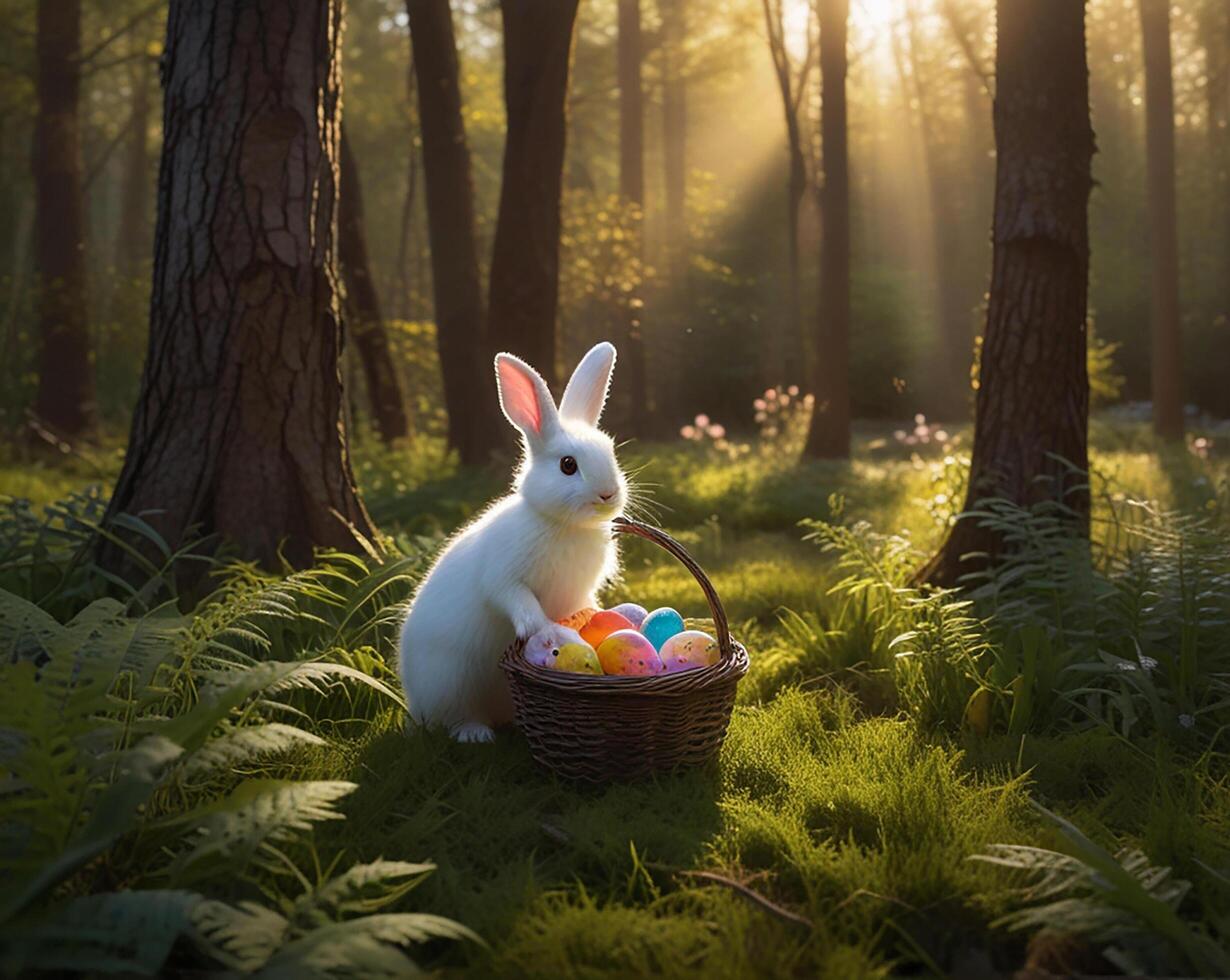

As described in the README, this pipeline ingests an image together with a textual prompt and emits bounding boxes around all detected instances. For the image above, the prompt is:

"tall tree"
[617,0,649,434]
[338,127,409,444]
[487,0,581,390]
[1139,0,1184,440]
[803,0,850,459]
[408,0,499,463]
[32,0,95,437]
[761,0,813,387]
[103,0,376,573]
[922,0,1095,587]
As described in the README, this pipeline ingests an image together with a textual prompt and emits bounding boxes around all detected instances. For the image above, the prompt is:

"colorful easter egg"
[659,630,720,672]
[607,602,649,629]
[640,607,685,650]
[523,624,588,668]
[580,610,636,649]
[596,629,663,676]
[552,642,603,674]
[557,606,600,631]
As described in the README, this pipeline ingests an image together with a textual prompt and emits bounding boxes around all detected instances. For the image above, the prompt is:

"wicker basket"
[499,516,749,783]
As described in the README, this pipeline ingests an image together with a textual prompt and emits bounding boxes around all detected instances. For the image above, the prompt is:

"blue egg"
[640,607,685,650]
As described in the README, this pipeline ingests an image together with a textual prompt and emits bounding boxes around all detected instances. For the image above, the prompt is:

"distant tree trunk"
[32,0,95,438]
[488,0,580,390]
[115,51,153,279]
[1139,0,1184,440]
[803,0,850,459]
[408,0,499,464]
[338,128,409,444]
[103,0,376,575]
[395,49,418,320]
[617,0,649,435]
[661,0,687,274]
[761,0,811,388]
[921,0,1094,588]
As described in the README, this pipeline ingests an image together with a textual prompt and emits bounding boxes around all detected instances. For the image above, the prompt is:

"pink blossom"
[708,424,726,439]
[680,425,696,439]
[787,385,800,397]
[753,398,766,411]
[695,413,710,428]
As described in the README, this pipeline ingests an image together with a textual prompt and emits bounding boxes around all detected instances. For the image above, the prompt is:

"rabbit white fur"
[398,342,627,742]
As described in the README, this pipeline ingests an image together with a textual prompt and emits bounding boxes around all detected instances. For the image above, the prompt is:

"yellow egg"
[659,630,719,672]
[552,642,603,674]
[596,629,663,676]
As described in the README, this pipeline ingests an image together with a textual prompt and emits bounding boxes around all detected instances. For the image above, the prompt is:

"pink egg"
[659,630,719,673]
[596,629,663,676]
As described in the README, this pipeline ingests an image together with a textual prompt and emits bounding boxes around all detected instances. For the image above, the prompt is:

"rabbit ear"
[495,353,559,445]
[559,342,617,426]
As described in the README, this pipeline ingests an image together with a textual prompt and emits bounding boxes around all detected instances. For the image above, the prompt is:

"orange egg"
[579,609,636,648]
[557,606,600,631]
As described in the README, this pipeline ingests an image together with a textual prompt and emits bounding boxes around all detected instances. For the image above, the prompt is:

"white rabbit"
[398,342,627,742]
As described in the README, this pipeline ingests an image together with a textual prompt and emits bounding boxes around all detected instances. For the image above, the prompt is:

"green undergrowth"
[2,421,1229,976]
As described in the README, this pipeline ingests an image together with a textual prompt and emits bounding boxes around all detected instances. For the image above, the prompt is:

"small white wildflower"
[1115,661,1137,671]
[1179,714,1195,729]
[1138,655,1158,672]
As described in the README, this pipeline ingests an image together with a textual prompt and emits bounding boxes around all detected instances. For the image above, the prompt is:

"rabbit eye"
[559,456,578,476]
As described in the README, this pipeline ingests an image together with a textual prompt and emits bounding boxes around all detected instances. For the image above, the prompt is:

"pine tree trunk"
[488,0,580,390]
[617,0,649,435]
[1139,0,1184,440]
[803,0,850,459]
[338,127,409,444]
[102,0,376,575]
[408,0,499,464]
[32,0,95,437]
[921,0,1094,588]
[661,0,687,273]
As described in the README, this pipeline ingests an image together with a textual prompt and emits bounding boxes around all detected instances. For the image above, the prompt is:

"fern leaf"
[0,889,200,977]
[181,723,327,780]
[166,780,356,885]
[295,859,437,920]
[192,899,290,972]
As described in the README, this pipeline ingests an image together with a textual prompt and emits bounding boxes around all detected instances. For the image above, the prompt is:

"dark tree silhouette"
[408,0,499,464]
[1139,0,1184,440]
[922,0,1095,588]
[103,0,376,574]
[617,0,649,435]
[32,0,95,438]
[487,0,581,390]
[338,127,409,444]
[803,0,851,459]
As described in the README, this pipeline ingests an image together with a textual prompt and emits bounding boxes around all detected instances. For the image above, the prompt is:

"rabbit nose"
[598,492,615,502]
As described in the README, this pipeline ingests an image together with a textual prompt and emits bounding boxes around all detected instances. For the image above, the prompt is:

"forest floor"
[4,418,1229,978]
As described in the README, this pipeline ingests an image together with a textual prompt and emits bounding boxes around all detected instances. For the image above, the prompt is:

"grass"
[2,417,1229,976]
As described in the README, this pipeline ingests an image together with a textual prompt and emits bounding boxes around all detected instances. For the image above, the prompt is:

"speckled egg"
[523,624,588,668]
[659,630,720,672]
[552,642,603,674]
[640,607,686,650]
[596,629,663,676]
[607,602,649,629]
[556,607,599,631]
[580,610,637,649]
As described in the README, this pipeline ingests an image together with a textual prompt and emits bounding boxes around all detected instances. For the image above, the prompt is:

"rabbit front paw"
[451,722,496,743]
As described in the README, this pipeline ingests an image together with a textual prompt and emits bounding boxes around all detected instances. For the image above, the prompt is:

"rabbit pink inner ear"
[496,357,543,435]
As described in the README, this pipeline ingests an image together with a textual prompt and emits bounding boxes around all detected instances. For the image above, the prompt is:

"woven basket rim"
[498,516,750,695]
[500,636,749,695]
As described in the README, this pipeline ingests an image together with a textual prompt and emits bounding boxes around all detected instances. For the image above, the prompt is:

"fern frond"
[295,859,437,920]
[166,780,356,885]
[191,899,290,972]
[180,723,326,780]
[0,889,200,977]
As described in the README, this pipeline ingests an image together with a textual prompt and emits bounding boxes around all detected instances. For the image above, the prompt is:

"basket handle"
[610,516,733,661]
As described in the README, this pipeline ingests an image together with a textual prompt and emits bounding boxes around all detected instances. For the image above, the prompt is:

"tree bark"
[921,0,1095,588]
[408,0,500,464]
[1139,0,1184,440]
[617,0,649,435]
[103,0,376,575]
[803,0,850,459]
[32,0,95,437]
[338,127,409,443]
[115,49,153,279]
[487,0,580,390]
